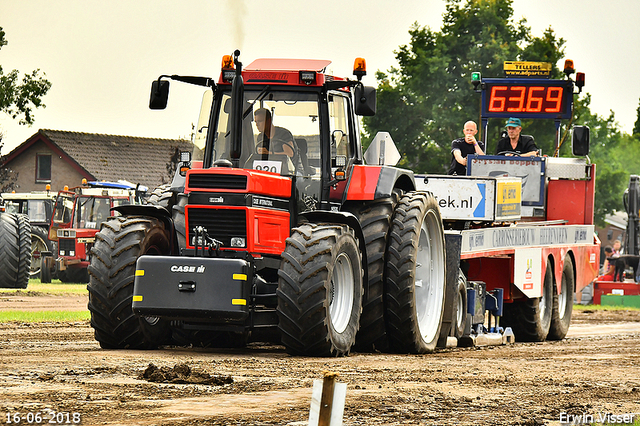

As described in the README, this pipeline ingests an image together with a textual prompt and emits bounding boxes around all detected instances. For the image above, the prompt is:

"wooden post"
[318,371,338,426]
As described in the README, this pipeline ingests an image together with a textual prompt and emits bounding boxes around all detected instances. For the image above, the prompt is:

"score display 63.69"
[481,79,574,120]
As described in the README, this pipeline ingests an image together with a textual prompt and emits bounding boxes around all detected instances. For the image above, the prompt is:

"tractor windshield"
[75,196,112,229]
[52,193,75,226]
[207,89,321,177]
[27,200,48,223]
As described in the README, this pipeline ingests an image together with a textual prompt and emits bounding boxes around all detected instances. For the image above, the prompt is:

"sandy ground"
[1,293,640,425]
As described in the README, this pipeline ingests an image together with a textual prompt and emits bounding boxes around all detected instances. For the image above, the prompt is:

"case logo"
[170,265,206,273]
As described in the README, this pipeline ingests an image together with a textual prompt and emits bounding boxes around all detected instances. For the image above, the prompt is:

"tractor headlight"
[230,237,245,248]
[57,229,76,238]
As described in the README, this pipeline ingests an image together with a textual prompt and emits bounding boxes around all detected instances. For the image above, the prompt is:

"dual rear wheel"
[385,192,447,353]
[503,256,574,342]
[276,191,447,356]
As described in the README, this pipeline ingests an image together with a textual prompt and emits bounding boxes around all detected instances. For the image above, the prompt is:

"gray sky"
[1,0,638,153]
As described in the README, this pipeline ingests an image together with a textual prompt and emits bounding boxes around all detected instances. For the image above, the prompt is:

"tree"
[0,26,51,192]
[363,0,635,226]
[0,27,52,126]
[0,135,18,192]
[363,0,566,173]
[634,98,640,138]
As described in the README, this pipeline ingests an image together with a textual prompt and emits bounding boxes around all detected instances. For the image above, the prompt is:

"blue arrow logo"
[473,183,486,217]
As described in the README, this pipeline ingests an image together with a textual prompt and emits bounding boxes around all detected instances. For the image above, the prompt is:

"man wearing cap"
[495,117,538,157]
[448,120,485,175]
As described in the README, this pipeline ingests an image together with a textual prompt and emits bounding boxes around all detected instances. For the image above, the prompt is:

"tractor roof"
[245,59,331,72]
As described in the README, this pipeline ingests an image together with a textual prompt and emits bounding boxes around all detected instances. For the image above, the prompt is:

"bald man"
[448,121,485,175]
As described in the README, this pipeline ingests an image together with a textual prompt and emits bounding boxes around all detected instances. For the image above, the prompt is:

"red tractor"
[47,181,145,283]
[87,51,454,355]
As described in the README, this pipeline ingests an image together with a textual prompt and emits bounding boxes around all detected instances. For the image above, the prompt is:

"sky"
[1,0,639,154]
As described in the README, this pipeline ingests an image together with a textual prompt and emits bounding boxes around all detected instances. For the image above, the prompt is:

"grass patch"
[0,279,87,295]
[0,310,90,322]
[573,304,640,312]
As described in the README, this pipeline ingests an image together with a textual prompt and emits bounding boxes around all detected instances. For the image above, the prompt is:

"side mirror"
[149,80,170,110]
[572,125,590,156]
[354,85,376,116]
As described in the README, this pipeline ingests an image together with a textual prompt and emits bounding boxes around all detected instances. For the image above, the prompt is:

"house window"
[36,154,52,183]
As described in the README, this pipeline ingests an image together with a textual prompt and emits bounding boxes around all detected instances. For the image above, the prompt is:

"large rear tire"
[503,259,554,342]
[548,256,574,340]
[385,192,447,353]
[277,223,363,356]
[0,213,31,289]
[15,214,31,289]
[172,193,188,252]
[146,184,177,211]
[87,216,172,349]
[347,199,395,352]
[0,213,22,288]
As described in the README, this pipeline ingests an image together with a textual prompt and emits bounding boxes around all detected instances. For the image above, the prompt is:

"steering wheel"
[496,150,520,156]
[255,140,268,154]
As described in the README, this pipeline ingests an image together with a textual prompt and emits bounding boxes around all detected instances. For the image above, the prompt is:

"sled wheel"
[451,269,468,339]
[548,256,574,340]
[503,259,554,342]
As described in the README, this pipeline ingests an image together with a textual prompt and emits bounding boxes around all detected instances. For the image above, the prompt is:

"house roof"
[5,129,193,189]
[604,210,628,229]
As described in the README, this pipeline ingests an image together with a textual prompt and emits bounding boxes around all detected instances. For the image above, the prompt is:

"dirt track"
[1,294,640,425]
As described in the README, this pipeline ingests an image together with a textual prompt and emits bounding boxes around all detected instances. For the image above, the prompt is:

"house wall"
[595,224,625,249]
[7,139,92,192]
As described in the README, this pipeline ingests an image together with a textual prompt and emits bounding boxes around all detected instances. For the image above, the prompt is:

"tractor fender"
[111,204,177,252]
[300,210,368,289]
[344,165,415,201]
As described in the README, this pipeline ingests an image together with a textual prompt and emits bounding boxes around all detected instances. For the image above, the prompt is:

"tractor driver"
[253,108,296,158]
[495,117,538,157]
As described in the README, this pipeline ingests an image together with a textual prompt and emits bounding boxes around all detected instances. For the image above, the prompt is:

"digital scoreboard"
[480,78,574,120]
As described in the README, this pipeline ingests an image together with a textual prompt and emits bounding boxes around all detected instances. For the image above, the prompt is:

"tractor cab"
[47,180,145,282]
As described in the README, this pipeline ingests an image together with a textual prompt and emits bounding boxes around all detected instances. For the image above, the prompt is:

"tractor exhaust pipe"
[229,50,244,167]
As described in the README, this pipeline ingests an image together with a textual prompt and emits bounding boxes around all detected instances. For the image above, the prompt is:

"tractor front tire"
[385,192,447,353]
[30,226,54,279]
[277,223,363,356]
[87,216,172,349]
